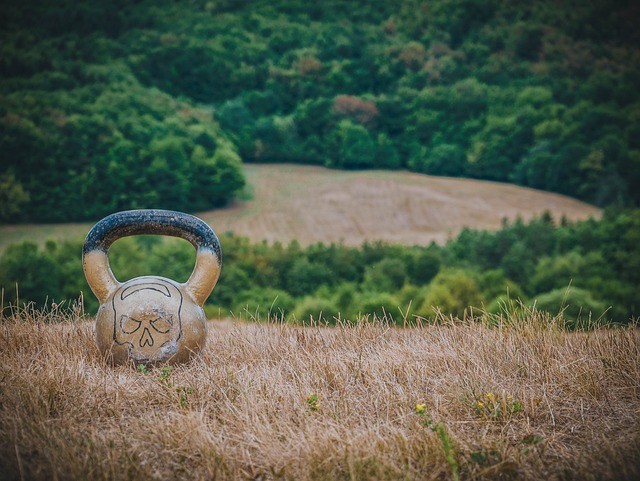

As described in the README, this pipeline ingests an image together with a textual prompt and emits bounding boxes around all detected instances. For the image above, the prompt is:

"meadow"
[1,304,638,480]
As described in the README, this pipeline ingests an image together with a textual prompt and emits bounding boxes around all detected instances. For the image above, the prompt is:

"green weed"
[414,403,460,481]
[137,364,194,408]
[474,392,523,420]
[307,393,319,412]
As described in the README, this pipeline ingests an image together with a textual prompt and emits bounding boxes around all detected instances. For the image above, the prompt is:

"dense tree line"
[0,62,245,221]
[1,0,639,222]
[2,210,638,326]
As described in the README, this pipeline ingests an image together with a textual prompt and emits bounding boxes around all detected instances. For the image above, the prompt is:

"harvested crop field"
[1,307,638,480]
[0,164,600,252]
[198,164,601,246]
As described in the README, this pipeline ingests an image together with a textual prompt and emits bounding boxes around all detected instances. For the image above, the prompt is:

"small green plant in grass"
[414,403,460,481]
[136,364,194,408]
[176,386,194,408]
[474,392,523,420]
[159,366,194,408]
[136,363,149,375]
[307,393,319,412]
[521,433,545,455]
[159,365,173,386]
[470,449,489,466]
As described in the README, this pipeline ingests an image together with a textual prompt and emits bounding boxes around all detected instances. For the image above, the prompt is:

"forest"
[2,209,638,325]
[1,0,639,221]
[1,0,639,323]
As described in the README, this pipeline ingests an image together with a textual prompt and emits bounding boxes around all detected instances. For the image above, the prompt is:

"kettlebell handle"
[82,209,221,306]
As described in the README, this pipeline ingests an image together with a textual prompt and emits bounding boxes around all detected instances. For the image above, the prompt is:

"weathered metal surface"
[83,210,221,365]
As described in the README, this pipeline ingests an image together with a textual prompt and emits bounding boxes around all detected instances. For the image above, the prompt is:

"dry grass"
[1,306,639,481]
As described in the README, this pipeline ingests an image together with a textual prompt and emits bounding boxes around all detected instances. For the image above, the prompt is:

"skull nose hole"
[140,327,154,347]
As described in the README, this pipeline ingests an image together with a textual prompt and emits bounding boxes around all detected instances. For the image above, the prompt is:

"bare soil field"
[198,164,601,246]
[0,164,601,251]
[1,307,638,480]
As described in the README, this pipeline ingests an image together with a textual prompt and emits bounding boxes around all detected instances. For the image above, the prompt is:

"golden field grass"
[0,164,601,252]
[1,305,638,481]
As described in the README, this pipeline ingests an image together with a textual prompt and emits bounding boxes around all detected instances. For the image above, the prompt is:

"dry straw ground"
[1,305,639,481]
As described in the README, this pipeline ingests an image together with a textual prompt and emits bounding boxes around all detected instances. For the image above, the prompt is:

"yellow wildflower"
[486,392,495,401]
[477,401,484,408]
[415,403,427,414]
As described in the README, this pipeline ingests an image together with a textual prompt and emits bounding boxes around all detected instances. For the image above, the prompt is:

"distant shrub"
[285,257,333,297]
[477,269,526,309]
[486,295,528,318]
[357,292,401,322]
[406,249,441,286]
[418,270,484,320]
[393,284,430,322]
[362,257,407,293]
[293,296,340,324]
[212,265,253,307]
[533,287,608,328]
[0,242,62,307]
[233,288,295,322]
[333,282,358,315]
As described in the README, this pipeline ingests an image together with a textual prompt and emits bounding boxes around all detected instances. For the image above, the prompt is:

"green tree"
[469,113,532,181]
[500,241,536,290]
[0,242,62,307]
[357,291,400,321]
[293,295,340,324]
[424,143,467,176]
[374,133,401,169]
[216,99,257,161]
[188,146,246,210]
[212,265,252,308]
[0,172,29,222]
[406,248,441,285]
[362,257,407,293]
[534,287,608,328]
[327,120,376,169]
[419,270,483,319]
[285,257,333,297]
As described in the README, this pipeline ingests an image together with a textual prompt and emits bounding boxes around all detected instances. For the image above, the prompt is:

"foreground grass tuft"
[1,305,639,480]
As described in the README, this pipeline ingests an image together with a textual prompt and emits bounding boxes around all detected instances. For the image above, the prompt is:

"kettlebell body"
[83,210,221,365]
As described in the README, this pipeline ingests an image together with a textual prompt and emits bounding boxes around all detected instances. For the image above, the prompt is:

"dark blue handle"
[83,209,221,263]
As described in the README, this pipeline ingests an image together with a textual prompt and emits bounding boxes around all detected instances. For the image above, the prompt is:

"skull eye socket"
[150,316,173,334]
[120,315,142,334]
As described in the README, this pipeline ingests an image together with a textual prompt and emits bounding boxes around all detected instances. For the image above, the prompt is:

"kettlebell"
[82,209,221,365]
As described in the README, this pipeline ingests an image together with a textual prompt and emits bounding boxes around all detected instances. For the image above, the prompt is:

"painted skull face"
[112,278,183,361]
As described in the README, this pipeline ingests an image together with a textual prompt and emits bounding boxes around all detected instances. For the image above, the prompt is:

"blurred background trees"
[1,0,638,324]
[2,211,637,325]
[1,0,639,222]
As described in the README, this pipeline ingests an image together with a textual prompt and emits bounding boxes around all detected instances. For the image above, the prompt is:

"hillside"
[199,164,601,246]
[1,0,639,222]
[0,164,600,251]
